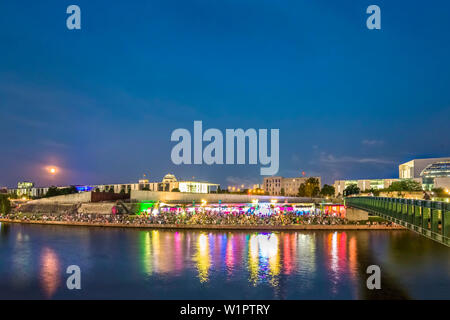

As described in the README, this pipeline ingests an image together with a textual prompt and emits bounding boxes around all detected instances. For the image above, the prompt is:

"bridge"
[345,197,450,247]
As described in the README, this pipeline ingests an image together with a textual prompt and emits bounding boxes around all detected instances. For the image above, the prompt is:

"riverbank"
[0,218,405,231]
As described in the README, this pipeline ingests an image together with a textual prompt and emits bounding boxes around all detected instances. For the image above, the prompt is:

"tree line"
[287,177,335,198]
[343,179,430,197]
[43,186,79,198]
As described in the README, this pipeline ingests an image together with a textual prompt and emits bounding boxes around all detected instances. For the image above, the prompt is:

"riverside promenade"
[0,218,405,231]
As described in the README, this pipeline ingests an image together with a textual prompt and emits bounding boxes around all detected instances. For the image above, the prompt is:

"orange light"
[46,166,58,175]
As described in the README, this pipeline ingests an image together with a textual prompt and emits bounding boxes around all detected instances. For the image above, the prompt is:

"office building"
[333,179,400,196]
[399,157,450,179]
[263,176,322,196]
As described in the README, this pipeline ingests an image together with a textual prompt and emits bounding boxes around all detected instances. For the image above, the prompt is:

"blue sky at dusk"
[1,0,449,188]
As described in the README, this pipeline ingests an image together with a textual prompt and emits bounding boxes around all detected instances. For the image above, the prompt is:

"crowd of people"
[0,210,394,227]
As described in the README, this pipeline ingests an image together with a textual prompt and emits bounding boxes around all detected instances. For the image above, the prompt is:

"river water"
[0,222,449,299]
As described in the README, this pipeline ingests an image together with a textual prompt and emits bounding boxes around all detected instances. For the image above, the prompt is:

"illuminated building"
[6,173,219,198]
[7,182,48,197]
[140,201,327,217]
[420,160,450,190]
[263,176,322,196]
[8,184,87,198]
[154,174,219,193]
[322,204,346,218]
[333,179,400,196]
[399,157,450,179]
[16,182,34,196]
[333,157,450,196]
[89,174,219,194]
[75,185,94,192]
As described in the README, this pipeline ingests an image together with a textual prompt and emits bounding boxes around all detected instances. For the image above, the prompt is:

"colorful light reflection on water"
[0,223,449,299]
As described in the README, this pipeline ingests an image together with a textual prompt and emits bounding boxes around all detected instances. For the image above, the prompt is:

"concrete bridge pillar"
[345,207,368,221]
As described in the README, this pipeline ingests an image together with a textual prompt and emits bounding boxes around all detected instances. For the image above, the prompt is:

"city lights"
[0,1,449,304]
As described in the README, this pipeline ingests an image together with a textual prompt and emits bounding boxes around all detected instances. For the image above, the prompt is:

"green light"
[139,201,156,215]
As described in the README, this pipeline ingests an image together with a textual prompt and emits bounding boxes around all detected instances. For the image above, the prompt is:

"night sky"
[1,0,449,188]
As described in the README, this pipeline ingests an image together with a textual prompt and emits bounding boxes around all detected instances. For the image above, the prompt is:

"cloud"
[319,153,394,165]
[39,140,70,149]
[362,139,384,146]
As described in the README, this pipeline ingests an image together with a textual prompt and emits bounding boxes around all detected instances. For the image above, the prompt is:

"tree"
[344,184,360,196]
[280,188,285,196]
[298,184,306,196]
[44,186,78,198]
[45,186,60,197]
[298,178,320,197]
[432,188,448,198]
[171,188,180,192]
[0,195,11,215]
[63,186,78,195]
[388,179,422,192]
[320,184,335,197]
[368,188,380,196]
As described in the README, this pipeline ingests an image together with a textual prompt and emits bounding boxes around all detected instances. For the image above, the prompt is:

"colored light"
[139,201,156,215]
[195,234,211,283]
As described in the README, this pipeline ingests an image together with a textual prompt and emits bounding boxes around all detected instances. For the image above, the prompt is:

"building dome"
[162,173,177,183]
[420,161,450,190]
[420,161,450,178]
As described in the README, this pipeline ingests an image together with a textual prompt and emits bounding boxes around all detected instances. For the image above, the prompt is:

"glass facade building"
[420,161,450,190]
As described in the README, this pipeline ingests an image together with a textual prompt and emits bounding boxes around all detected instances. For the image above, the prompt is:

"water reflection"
[297,233,316,274]
[3,223,445,299]
[140,231,152,276]
[140,230,180,275]
[11,231,33,288]
[225,234,234,275]
[247,233,281,286]
[194,233,211,283]
[324,232,357,295]
[40,247,60,298]
[137,230,364,289]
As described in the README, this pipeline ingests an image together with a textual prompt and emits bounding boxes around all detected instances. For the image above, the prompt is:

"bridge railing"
[345,196,450,247]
